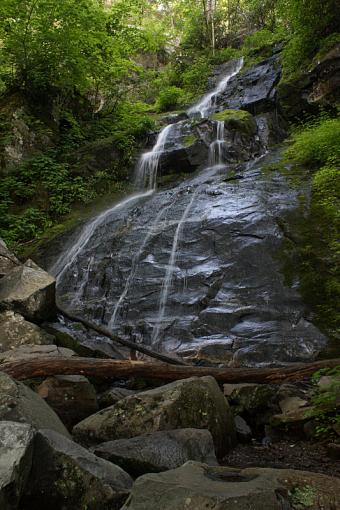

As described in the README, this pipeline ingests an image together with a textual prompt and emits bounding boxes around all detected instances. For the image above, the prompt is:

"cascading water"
[209,120,226,167]
[151,188,198,347]
[188,57,244,118]
[134,123,174,190]
[51,123,175,284]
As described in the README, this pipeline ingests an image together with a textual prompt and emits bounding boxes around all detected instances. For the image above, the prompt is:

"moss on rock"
[211,109,257,135]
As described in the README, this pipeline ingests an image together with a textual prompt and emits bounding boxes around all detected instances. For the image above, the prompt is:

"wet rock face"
[73,376,236,458]
[216,55,282,115]
[52,56,327,367]
[120,461,340,510]
[93,429,217,477]
[0,421,35,510]
[23,429,133,510]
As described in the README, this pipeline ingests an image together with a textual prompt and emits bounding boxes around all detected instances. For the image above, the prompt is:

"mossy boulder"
[22,429,133,510]
[211,109,257,136]
[73,376,236,458]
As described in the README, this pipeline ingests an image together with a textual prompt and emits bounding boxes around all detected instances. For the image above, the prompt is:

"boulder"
[0,371,70,437]
[37,375,98,429]
[0,311,54,352]
[0,239,20,278]
[0,259,56,322]
[0,421,35,510]
[270,395,315,434]
[73,376,236,457]
[93,429,217,477]
[22,429,133,510]
[223,383,276,415]
[120,461,340,510]
[234,415,252,442]
[98,387,140,409]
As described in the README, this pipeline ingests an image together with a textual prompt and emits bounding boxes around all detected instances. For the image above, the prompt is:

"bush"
[308,366,340,436]
[283,116,340,334]
[157,86,185,112]
[209,47,241,65]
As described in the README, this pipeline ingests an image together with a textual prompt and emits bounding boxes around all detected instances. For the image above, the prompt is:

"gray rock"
[234,415,252,441]
[223,383,276,414]
[93,429,217,477]
[98,387,140,409]
[0,421,35,510]
[0,344,77,364]
[73,376,236,457]
[120,461,340,510]
[0,371,70,437]
[0,311,54,352]
[23,429,133,510]
[37,375,98,429]
[0,259,56,322]
[0,239,20,278]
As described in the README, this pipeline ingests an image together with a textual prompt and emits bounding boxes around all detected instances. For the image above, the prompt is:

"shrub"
[157,86,185,112]
[308,366,340,436]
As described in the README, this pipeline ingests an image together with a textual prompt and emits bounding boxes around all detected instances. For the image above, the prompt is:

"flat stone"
[73,376,236,458]
[120,461,340,510]
[234,415,252,441]
[0,371,70,437]
[0,259,56,322]
[0,311,54,352]
[0,344,77,364]
[0,421,35,510]
[22,429,133,510]
[93,429,217,477]
[279,396,309,415]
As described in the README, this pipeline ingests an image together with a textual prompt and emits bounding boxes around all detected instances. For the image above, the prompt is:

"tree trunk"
[2,357,339,384]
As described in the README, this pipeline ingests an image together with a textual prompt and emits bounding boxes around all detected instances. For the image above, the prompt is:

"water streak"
[134,123,174,190]
[188,57,244,118]
[209,120,226,167]
[108,199,175,328]
[151,189,198,346]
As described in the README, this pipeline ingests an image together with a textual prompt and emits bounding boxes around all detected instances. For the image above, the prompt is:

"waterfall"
[108,199,175,329]
[188,57,244,118]
[209,120,226,167]
[151,189,198,347]
[52,124,175,281]
[134,123,174,190]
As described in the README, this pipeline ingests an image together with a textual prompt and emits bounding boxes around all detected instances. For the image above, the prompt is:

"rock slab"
[121,461,340,510]
[93,429,217,477]
[73,376,236,457]
[0,311,54,352]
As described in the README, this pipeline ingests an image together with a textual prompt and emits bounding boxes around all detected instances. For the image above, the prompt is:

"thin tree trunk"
[56,302,187,366]
[2,357,339,384]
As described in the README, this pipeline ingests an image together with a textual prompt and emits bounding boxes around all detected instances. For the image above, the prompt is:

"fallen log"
[56,302,187,366]
[1,357,339,384]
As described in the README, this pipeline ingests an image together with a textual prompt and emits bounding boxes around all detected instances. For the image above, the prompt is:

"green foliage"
[0,155,91,247]
[279,0,340,75]
[290,485,317,508]
[157,86,186,112]
[308,366,340,436]
[283,116,340,334]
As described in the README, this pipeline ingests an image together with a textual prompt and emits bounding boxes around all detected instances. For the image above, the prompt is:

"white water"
[209,120,226,167]
[108,199,175,329]
[188,57,244,118]
[52,123,175,281]
[151,189,198,346]
[51,190,154,280]
[134,123,174,190]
